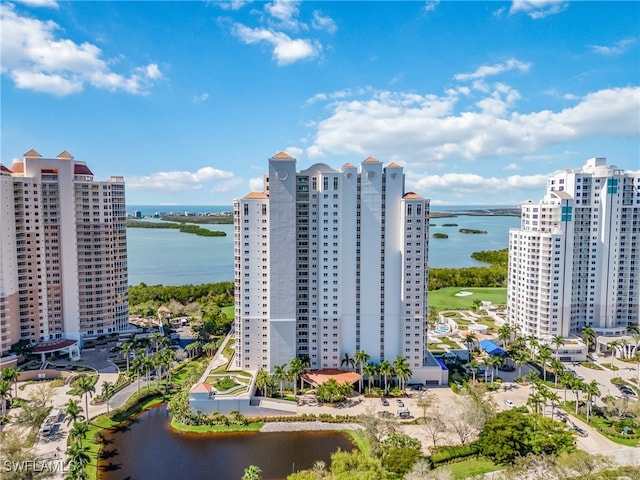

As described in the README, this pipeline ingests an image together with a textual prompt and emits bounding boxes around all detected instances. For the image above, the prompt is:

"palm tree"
[427,306,439,332]
[609,340,620,368]
[620,338,631,360]
[551,335,564,359]
[585,380,600,422]
[468,359,479,382]
[1,366,21,399]
[512,349,528,378]
[464,332,477,352]
[487,355,502,383]
[550,358,564,387]
[538,344,552,382]
[75,375,96,423]
[527,391,543,415]
[558,372,573,405]
[546,389,561,418]
[0,380,11,418]
[65,398,84,425]
[363,363,378,393]
[272,364,288,398]
[354,350,370,393]
[255,369,271,397]
[202,340,218,358]
[527,336,539,363]
[340,352,355,370]
[131,356,145,393]
[288,357,304,399]
[121,338,135,374]
[582,326,596,353]
[379,360,394,393]
[69,421,89,443]
[101,381,114,414]
[634,350,640,389]
[571,377,586,415]
[393,355,412,390]
[66,442,91,479]
[498,325,512,347]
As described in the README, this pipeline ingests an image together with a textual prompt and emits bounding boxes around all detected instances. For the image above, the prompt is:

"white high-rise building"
[233,153,430,373]
[507,158,639,340]
[0,149,128,356]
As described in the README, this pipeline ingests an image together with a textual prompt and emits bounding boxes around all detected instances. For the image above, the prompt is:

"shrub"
[430,443,480,465]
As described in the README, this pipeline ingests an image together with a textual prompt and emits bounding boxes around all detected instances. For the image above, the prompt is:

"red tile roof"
[23,149,42,158]
[190,382,214,393]
[32,339,77,353]
[363,156,379,163]
[244,192,269,199]
[74,164,94,175]
[403,192,422,199]
[57,151,74,159]
[9,161,24,174]
[272,151,293,159]
[0,164,12,174]
[302,369,361,387]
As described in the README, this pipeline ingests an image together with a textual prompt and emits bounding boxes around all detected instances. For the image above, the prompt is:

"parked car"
[504,399,515,409]
[380,398,389,406]
[396,399,405,408]
[499,365,515,372]
[572,426,588,437]
[397,408,411,419]
[409,384,424,391]
[40,421,54,436]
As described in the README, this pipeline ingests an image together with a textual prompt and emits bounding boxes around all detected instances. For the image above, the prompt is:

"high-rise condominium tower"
[233,153,429,372]
[507,158,639,340]
[0,150,128,355]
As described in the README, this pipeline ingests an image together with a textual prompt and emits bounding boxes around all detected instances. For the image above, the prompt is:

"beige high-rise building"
[0,149,128,356]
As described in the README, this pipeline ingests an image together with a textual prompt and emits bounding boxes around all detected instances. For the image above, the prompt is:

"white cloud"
[192,92,210,103]
[311,10,337,34]
[503,163,521,171]
[232,24,320,65]
[0,4,162,96]
[454,59,531,82]
[406,171,548,203]
[249,176,264,191]
[589,37,637,56]
[265,0,301,31]
[423,1,440,13]
[509,1,568,19]
[306,85,640,166]
[215,0,252,11]
[127,167,235,193]
[14,0,58,7]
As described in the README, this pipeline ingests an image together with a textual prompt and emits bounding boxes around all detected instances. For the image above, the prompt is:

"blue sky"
[1,1,638,206]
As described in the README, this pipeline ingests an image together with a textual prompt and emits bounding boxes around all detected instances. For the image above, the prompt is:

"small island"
[433,233,449,239]
[459,228,488,234]
[126,220,226,237]
[441,223,459,227]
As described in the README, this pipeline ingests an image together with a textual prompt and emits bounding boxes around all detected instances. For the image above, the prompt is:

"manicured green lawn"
[439,457,500,479]
[221,305,235,319]
[428,287,507,311]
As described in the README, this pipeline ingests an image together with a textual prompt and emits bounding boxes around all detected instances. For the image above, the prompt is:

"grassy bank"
[169,417,263,433]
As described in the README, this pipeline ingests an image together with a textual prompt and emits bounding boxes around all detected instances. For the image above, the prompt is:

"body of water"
[126,205,520,285]
[98,405,354,480]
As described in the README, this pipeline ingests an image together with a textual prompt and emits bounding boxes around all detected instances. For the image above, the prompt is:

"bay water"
[126,205,520,286]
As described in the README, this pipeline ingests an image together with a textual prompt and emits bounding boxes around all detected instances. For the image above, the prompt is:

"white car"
[504,399,515,409]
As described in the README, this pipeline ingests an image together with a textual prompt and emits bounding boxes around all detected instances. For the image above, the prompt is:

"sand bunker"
[454,291,473,297]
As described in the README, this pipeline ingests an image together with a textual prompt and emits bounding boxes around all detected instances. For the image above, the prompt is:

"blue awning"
[479,339,505,356]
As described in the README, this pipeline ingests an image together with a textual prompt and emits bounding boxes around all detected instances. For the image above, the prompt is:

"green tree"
[354,350,371,393]
[242,465,262,480]
[65,398,84,425]
[288,357,304,399]
[101,381,114,414]
[0,380,12,418]
[341,352,355,370]
[551,335,564,359]
[272,364,288,398]
[582,326,596,353]
[66,442,91,479]
[538,344,552,382]
[69,421,89,443]
[379,360,394,393]
[363,363,378,394]
[1,366,21,399]
[74,375,96,423]
[255,369,271,397]
[585,379,600,422]
[393,355,412,390]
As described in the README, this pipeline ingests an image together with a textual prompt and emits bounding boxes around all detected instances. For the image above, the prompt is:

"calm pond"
[98,405,355,480]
